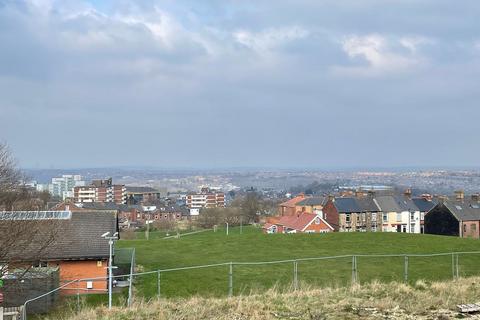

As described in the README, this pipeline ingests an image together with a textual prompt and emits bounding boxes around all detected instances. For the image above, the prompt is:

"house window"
[383,213,388,222]
[32,261,48,268]
[410,224,415,233]
[315,217,321,225]
[402,225,407,233]
[345,214,351,223]
[97,261,103,267]
[396,213,402,222]
[464,224,467,233]
[86,281,93,289]
[410,212,415,220]
[471,224,477,232]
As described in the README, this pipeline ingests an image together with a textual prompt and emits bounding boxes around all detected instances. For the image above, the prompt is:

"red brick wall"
[462,221,480,239]
[322,200,339,231]
[303,218,332,232]
[47,260,108,295]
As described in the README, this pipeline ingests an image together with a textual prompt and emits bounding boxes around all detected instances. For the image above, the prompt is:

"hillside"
[115,227,480,299]
[52,276,480,320]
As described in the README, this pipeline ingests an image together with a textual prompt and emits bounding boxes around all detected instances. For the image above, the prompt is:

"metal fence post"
[228,262,233,297]
[352,256,357,285]
[456,254,459,278]
[452,253,455,279]
[157,270,161,298]
[404,255,409,284]
[293,260,298,290]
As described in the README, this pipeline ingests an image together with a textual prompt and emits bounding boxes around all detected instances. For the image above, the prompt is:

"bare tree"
[0,143,61,280]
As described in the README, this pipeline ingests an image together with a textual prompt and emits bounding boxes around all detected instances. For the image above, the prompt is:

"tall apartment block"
[74,178,126,204]
[186,187,225,215]
[49,175,85,200]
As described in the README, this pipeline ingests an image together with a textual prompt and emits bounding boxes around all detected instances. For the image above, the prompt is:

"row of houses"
[267,190,480,239]
[265,192,436,234]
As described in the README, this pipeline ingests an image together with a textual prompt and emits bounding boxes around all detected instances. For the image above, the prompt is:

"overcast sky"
[1,0,479,169]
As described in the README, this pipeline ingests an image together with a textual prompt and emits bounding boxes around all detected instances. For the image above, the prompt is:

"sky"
[0,0,479,169]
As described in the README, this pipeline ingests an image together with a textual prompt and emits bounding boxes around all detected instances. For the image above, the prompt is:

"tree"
[0,143,61,280]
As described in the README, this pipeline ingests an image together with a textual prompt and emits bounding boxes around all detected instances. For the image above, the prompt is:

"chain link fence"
[22,251,480,319]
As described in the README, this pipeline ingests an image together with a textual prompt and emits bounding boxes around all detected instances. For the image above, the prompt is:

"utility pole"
[102,232,118,310]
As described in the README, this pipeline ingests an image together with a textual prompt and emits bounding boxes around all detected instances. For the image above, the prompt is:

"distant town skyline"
[1,0,479,168]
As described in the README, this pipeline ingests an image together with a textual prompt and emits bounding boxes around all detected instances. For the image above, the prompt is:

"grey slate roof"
[444,200,480,221]
[0,210,117,261]
[80,202,142,212]
[295,197,326,206]
[334,198,361,213]
[356,197,381,212]
[412,198,437,213]
[374,195,402,212]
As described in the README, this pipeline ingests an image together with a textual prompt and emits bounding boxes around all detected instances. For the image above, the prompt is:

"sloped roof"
[295,197,326,207]
[412,198,437,212]
[291,213,318,231]
[279,195,306,208]
[444,200,480,221]
[0,210,118,261]
[375,196,419,212]
[275,212,331,231]
[356,197,380,212]
[334,198,361,213]
[374,195,402,212]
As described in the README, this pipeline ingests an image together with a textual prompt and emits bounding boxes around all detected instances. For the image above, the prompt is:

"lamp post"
[102,231,118,309]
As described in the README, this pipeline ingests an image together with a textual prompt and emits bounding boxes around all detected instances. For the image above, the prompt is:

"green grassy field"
[115,226,480,300]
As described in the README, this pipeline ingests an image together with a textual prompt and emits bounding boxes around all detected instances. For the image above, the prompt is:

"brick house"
[278,194,306,216]
[263,212,334,234]
[375,195,422,233]
[294,197,326,214]
[0,210,118,295]
[425,197,480,238]
[322,197,381,232]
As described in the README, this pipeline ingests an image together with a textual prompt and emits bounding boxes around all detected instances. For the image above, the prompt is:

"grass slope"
[116,226,480,299]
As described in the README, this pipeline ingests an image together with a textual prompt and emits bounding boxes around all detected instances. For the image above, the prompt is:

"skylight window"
[455,205,463,210]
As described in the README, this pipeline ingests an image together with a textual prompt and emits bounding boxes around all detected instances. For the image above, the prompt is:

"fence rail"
[21,250,480,319]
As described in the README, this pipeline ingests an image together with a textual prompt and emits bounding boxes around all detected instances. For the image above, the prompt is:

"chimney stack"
[404,188,412,198]
[455,190,465,201]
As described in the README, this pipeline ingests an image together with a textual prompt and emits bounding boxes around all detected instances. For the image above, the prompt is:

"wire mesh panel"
[355,255,404,284]
[456,253,480,278]
[407,254,453,283]
[233,262,293,295]
[296,256,352,288]
[135,265,230,299]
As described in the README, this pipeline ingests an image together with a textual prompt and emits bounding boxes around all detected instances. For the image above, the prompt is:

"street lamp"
[102,231,118,309]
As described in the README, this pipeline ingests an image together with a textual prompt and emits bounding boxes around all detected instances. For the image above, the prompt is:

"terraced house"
[375,195,421,233]
[322,197,382,232]
[425,195,480,238]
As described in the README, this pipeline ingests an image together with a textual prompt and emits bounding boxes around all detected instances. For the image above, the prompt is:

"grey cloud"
[0,0,479,168]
